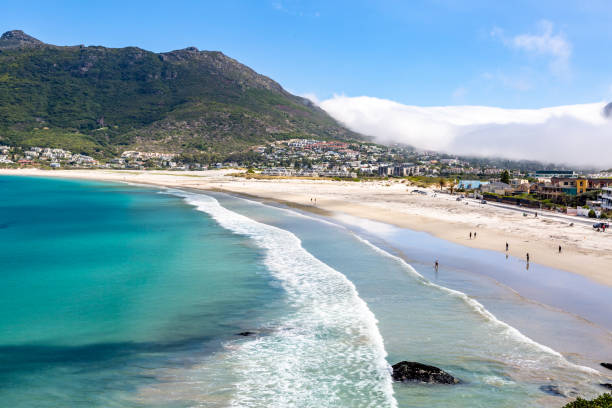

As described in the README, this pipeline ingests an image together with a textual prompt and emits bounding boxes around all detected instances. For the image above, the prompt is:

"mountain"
[0,30,362,157]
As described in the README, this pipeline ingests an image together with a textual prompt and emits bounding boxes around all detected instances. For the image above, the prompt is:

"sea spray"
[176,191,398,408]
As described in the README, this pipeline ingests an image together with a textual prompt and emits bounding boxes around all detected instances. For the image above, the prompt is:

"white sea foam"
[174,191,398,408]
[352,233,601,376]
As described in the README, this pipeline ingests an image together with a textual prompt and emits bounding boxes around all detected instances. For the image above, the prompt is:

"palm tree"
[449,178,456,195]
[438,178,446,191]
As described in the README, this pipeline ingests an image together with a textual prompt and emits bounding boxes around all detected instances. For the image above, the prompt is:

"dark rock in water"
[539,385,566,397]
[601,383,612,390]
[236,331,257,336]
[601,362,612,371]
[391,361,459,384]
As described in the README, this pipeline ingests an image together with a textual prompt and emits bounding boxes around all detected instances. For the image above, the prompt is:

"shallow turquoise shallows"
[0,176,282,407]
[0,176,606,408]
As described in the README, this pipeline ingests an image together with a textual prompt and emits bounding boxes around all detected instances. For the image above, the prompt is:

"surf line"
[171,190,399,408]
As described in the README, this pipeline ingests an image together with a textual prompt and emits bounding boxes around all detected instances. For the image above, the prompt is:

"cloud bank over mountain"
[319,96,612,168]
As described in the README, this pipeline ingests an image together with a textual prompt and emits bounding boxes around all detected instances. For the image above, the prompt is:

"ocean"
[0,176,608,407]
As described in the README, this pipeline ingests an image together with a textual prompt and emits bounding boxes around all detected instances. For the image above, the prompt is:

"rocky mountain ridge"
[0,30,361,156]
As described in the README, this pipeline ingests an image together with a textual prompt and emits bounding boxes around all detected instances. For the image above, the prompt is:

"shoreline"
[2,168,611,288]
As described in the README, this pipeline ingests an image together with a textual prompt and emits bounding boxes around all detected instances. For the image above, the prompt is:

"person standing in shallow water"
[434,260,439,271]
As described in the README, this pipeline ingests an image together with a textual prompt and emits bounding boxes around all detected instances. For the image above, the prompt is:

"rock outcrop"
[391,361,459,384]
[0,30,43,49]
[601,362,612,371]
[603,103,612,119]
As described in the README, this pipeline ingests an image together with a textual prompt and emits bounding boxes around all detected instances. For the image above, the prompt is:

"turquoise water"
[0,177,283,407]
[0,176,608,407]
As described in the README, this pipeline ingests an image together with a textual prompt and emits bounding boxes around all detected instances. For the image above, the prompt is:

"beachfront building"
[320,170,357,178]
[600,187,612,210]
[535,178,588,201]
[480,182,512,195]
[378,165,393,176]
[529,170,576,178]
[588,178,612,190]
[295,169,319,177]
[262,167,294,176]
[509,178,529,187]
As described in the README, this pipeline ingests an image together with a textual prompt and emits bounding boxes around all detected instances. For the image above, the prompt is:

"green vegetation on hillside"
[0,30,362,157]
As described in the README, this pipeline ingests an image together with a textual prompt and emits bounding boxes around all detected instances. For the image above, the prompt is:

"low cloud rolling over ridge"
[319,96,612,168]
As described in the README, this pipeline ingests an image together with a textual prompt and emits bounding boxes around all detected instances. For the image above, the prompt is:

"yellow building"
[576,178,588,194]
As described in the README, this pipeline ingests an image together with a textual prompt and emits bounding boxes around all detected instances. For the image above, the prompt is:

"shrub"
[588,209,596,218]
[562,393,612,408]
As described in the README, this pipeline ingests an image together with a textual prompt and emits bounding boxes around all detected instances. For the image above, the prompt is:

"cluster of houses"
[0,146,187,170]
[0,146,98,167]
[107,151,180,169]
[1,137,526,176]
[457,170,612,215]
[255,139,512,178]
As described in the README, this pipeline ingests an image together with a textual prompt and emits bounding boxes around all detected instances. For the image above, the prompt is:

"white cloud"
[512,21,571,59]
[300,92,320,105]
[320,95,612,168]
[493,20,572,77]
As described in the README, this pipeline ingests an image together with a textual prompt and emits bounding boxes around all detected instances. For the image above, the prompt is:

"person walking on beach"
[434,260,439,271]
[526,253,530,263]
[505,242,509,251]
[469,232,472,239]
[473,232,477,239]
[558,245,562,254]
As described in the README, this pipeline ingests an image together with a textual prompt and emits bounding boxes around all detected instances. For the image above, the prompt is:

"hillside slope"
[0,30,362,156]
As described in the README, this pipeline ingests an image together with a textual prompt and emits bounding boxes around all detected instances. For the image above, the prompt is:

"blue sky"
[2,0,612,108]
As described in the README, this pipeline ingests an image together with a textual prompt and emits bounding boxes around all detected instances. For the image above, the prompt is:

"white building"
[262,167,294,176]
[600,187,612,210]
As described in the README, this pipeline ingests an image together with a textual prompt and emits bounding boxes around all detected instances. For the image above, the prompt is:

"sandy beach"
[3,168,611,287]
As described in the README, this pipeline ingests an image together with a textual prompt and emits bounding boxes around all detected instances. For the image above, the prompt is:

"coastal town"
[2,138,612,218]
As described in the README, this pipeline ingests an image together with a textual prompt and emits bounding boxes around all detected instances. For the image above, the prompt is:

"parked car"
[456,197,462,201]
[480,200,487,204]
[593,222,609,229]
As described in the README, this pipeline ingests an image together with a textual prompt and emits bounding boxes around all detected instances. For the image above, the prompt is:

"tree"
[588,209,596,218]
[501,170,510,184]
[449,178,457,195]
